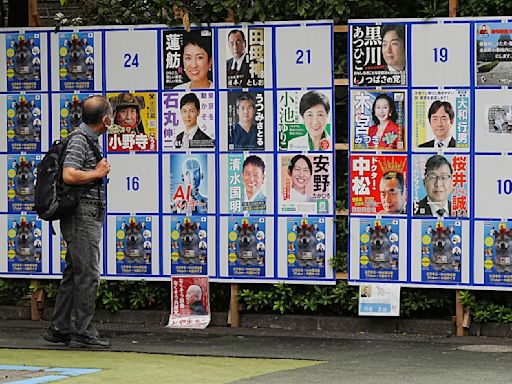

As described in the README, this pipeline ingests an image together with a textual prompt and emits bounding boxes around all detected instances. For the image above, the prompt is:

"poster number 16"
[433,47,448,63]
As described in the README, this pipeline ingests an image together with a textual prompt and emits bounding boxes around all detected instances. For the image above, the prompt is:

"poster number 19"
[433,47,448,63]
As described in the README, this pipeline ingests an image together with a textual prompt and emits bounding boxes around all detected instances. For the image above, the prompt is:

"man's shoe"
[69,335,111,349]
[43,326,71,345]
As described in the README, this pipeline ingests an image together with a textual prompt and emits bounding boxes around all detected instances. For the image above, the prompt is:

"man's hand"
[95,158,111,178]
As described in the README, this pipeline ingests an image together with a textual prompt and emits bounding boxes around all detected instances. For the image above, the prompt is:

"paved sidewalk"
[1,319,512,383]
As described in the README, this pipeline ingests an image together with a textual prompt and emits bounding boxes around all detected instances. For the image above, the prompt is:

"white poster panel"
[411,23,470,87]
[162,153,216,214]
[349,217,407,282]
[218,90,274,152]
[275,24,332,88]
[106,154,159,213]
[50,31,103,91]
[410,219,470,286]
[105,30,158,90]
[474,156,512,218]
[162,215,216,278]
[106,215,159,278]
[277,216,334,282]
[217,26,273,89]
[219,153,274,215]
[474,89,512,152]
[218,216,275,281]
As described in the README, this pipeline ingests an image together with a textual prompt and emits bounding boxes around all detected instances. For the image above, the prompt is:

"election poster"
[170,154,209,215]
[278,154,333,215]
[225,153,272,215]
[358,218,400,281]
[412,89,470,150]
[170,216,208,275]
[58,93,96,139]
[351,90,406,151]
[411,154,469,218]
[115,216,152,275]
[161,91,215,151]
[224,27,265,88]
[7,214,42,273]
[167,275,210,329]
[6,32,41,91]
[7,154,40,212]
[7,94,42,153]
[476,22,512,86]
[286,217,326,279]
[58,32,95,91]
[162,29,214,90]
[227,91,265,151]
[107,91,158,152]
[358,284,400,316]
[278,90,332,151]
[418,220,462,284]
[227,217,266,277]
[351,23,407,86]
[349,154,408,215]
[482,221,512,286]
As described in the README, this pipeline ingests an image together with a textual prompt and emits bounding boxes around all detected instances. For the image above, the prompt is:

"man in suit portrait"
[418,100,456,148]
[226,29,250,87]
[175,93,213,149]
[414,155,453,217]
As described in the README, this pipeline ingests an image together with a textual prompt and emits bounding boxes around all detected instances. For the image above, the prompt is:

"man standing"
[229,93,257,150]
[379,171,406,214]
[414,155,453,217]
[175,93,213,149]
[419,101,456,148]
[226,29,250,87]
[44,95,112,349]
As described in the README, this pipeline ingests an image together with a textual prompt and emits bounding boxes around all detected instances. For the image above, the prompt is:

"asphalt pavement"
[1,319,512,384]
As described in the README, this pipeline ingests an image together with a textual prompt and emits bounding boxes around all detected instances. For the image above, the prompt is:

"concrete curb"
[1,305,510,338]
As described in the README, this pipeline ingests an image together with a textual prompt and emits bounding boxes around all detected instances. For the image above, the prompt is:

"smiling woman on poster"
[368,94,400,149]
[287,154,315,202]
[174,31,213,90]
[287,91,331,151]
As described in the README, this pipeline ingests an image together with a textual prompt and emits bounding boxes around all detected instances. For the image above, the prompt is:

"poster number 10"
[433,47,448,63]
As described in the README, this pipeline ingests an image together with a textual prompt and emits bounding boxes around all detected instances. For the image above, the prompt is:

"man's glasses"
[425,174,452,183]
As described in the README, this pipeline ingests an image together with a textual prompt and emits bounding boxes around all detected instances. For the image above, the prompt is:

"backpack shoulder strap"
[69,129,103,162]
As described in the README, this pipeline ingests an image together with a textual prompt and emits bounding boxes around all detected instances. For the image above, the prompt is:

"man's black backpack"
[34,130,103,222]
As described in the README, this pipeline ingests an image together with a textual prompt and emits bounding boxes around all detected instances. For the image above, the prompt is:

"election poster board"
[349,17,512,290]
[0,21,336,285]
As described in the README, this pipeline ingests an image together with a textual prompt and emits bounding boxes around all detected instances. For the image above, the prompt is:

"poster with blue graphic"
[6,94,42,153]
[115,216,152,275]
[483,221,512,285]
[59,234,67,273]
[58,32,95,90]
[6,32,41,91]
[227,217,266,277]
[358,218,399,281]
[170,154,208,214]
[59,93,95,139]
[7,154,40,212]
[170,216,208,275]
[286,217,326,278]
[420,220,462,283]
[7,214,42,273]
